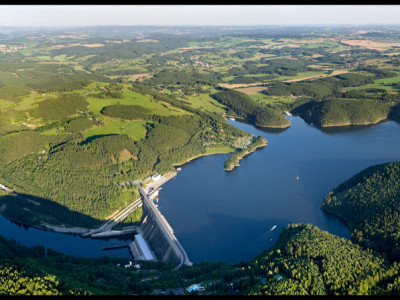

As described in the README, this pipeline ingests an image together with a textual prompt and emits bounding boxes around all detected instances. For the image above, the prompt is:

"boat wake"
[254,227,277,246]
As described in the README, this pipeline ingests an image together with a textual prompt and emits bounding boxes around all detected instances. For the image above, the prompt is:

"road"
[81,196,142,237]
[102,197,142,231]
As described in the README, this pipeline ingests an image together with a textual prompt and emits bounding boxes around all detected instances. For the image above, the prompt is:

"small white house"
[151,173,162,181]
[0,184,10,192]
[124,261,133,268]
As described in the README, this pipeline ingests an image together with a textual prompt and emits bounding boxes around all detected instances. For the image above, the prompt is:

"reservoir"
[1,115,400,263]
[157,116,400,263]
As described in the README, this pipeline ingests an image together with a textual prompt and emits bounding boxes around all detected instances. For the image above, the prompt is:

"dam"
[136,183,192,269]
[83,177,191,269]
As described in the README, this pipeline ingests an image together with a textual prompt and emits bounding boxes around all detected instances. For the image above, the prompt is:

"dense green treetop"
[243,223,400,295]
[212,89,289,128]
[32,93,89,121]
[292,99,391,127]
[322,161,400,262]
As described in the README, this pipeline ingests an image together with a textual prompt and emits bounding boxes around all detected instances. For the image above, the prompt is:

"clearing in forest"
[234,86,268,95]
[340,39,400,50]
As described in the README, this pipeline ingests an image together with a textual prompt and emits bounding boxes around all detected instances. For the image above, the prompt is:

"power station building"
[129,234,156,261]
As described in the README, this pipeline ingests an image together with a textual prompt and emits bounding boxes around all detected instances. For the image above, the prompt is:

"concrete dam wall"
[138,204,181,265]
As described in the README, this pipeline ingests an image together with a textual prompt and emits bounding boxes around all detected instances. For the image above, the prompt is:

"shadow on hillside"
[254,124,289,134]
[233,118,290,134]
[388,103,400,123]
[81,133,119,145]
[317,119,391,134]
[0,192,139,233]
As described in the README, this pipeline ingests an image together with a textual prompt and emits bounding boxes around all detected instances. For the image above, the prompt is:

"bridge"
[81,197,142,238]
[136,181,192,269]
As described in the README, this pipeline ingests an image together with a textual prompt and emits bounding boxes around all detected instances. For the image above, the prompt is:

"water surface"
[0,216,132,259]
[1,116,399,263]
[158,116,400,263]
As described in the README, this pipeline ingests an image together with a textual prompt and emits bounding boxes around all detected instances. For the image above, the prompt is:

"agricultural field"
[1,24,400,234]
[250,93,296,104]
[2,23,400,296]
[185,92,227,114]
[83,118,149,141]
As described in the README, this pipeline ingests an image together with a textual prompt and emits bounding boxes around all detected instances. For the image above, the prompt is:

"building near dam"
[151,173,162,181]
[129,234,156,261]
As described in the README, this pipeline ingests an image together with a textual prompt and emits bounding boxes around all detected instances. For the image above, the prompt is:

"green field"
[346,79,400,92]
[0,99,14,109]
[276,71,326,81]
[185,92,227,114]
[222,73,273,83]
[12,91,53,111]
[250,93,295,104]
[204,147,235,154]
[300,41,342,48]
[81,83,189,117]
[83,118,149,141]
[374,73,400,84]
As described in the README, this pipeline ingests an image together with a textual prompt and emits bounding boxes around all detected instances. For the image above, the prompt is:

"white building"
[151,173,162,181]
[0,184,10,192]
[132,234,155,261]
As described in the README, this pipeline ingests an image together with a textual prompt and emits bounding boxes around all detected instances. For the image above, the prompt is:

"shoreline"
[224,136,268,171]
[318,117,388,128]
[0,149,236,236]
[0,211,94,236]
[0,127,264,237]
[173,150,232,168]
[41,223,92,234]
[255,122,290,129]
[227,115,290,129]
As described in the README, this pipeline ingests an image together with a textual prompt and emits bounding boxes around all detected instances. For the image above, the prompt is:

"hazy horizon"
[1,5,400,27]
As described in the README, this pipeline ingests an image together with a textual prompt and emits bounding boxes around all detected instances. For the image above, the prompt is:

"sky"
[1,5,400,27]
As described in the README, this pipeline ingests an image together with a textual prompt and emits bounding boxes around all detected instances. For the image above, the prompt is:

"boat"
[229,117,235,121]
[296,176,300,180]
[270,225,277,232]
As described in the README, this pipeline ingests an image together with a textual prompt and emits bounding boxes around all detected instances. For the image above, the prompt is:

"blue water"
[157,116,400,263]
[1,115,399,263]
[0,215,132,259]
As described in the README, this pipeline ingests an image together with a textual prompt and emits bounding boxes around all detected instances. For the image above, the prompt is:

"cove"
[0,216,132,259]
[157,116,400,264]
[0,115,399,263]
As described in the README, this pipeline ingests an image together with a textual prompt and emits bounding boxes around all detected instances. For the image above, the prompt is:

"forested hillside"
[243,223,400,295]
[0,86,248,227]
[322,161,400,261]
[389,103,400,122]
[212,89,289,128]
[292,99,391,127]
[2,24,400,295]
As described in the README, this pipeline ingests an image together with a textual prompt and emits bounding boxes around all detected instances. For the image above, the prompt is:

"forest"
[0,233,250,295]
[212,89,290,128]
[243,223,400,295]
[1,24,400,295]
[224,136,267,171]
[0,83,248,227]
[292,99,392,127]
[322,161,400,262]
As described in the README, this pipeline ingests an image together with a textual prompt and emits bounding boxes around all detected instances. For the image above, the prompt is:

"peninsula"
[224,136,267,171]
